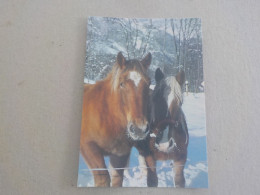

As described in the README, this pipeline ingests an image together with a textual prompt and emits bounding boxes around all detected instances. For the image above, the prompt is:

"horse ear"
[155,68,164,83]
[141,53,152,69]
[176,70,185,86]
[116,52,126,68]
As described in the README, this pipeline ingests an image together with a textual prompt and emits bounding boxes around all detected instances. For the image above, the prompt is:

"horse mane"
[109,64,121,92]
[164,76,183,107]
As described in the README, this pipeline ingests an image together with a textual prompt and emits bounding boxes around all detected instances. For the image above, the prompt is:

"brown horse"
[139,68,189,187]
[80,52,152,187]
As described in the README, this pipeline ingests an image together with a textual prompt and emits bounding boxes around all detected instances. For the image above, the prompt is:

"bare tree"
[140,19,153,58]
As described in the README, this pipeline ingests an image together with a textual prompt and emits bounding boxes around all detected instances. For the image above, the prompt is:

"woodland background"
[85,17,203,92]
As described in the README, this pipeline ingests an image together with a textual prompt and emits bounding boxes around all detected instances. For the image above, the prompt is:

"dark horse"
[80,52,152,187]
[139,68,189,187]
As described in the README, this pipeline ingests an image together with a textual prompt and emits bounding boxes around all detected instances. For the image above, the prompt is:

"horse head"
[111,52,152,141]
[150,68,186,153]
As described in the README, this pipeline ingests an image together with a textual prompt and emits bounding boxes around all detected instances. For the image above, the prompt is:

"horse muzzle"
[155,137,176,153]
[127,122,149,141]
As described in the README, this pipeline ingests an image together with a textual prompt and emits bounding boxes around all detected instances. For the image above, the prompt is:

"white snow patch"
[201,81,205,87]
[84,78,95,84]
[182,93,206,137]
[184,163,208,187]
[94,40,127,55]
[111,42,127,53]
[135,39,142,50]
[78,161,208,188]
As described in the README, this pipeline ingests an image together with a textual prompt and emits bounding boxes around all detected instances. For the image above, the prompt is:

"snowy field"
[77,92,208,188]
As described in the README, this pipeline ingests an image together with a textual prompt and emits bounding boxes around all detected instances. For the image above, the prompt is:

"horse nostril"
[130,125,135,133]
[169,139,173,147]
[145,125,149,133]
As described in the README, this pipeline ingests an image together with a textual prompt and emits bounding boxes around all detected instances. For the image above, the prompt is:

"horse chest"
[101,135,132,156]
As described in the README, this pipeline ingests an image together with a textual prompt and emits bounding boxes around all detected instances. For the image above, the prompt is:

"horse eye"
[120,82,124,88]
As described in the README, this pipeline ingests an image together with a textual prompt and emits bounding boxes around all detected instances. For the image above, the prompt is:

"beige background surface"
[1,0,260,194]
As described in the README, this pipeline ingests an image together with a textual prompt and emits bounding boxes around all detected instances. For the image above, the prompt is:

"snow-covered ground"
[77,92,208,188]
[84,78,95,84]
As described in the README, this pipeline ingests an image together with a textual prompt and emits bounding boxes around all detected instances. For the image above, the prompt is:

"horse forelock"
[110,59,149,92]
[164,76,183,109]
[126,60,148,81]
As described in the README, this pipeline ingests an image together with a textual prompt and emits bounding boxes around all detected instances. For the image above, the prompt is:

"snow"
[84,78,95,84]
[77,92,208,188]
[93,40,128,56]
[135,39,142,50]
[111,42,127,54]
[182,93,206,137]
[85,17,203,92]
[201,81,205,87]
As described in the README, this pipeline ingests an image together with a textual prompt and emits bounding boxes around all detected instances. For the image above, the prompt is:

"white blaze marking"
[164,76,183,109]
[129,71,141,87]
[167,91,175,109]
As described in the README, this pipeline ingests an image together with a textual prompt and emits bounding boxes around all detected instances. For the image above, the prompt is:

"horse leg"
[173,159,186,188]
[144,155,158,187]
[110,154,129,187]
[138,155,147,176]
[135,142,158,187]
[81,142,110,187]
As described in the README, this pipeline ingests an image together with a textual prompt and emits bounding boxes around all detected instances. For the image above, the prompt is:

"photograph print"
[78,17,208,188]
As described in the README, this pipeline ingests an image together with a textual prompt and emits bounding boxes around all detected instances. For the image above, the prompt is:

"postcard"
[77,17,208,188]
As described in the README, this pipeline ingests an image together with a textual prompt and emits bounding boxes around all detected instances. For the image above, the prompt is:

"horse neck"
[171,108,189,147]
[168,102,183,123]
